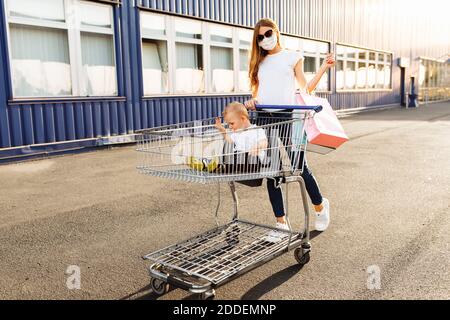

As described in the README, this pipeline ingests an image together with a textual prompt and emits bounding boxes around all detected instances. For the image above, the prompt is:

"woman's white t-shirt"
[257,49,304,111]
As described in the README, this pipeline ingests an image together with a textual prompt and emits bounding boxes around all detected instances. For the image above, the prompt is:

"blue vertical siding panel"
[64,104,76,141]
[180,99,186,123]
[0,102,11,148]
[54,104,66,142]
[101,101,111,136]
[92,102,102,137]
[150,100,157,127]
[155,100,163,127]
[44,104,56,143]
[141,96,148,129]
[0,0,11,148]
[117,101,126,134]
[83,102,94,138]
[110,101,119,135]
[21,105,34,145]
[120,0,135,133]
[74,103,85,140]
[32,104,45,144]
[9,108,23,147]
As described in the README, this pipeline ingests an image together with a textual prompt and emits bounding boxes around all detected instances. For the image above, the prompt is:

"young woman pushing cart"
[244,18,336,235]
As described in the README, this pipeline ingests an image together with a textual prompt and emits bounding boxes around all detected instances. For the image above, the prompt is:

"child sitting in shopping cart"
[215,102,268,169]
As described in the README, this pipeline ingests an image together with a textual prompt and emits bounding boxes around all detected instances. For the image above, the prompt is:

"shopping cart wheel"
[150,277,169,296]
[294,248,310,266]
[200,289,216,300]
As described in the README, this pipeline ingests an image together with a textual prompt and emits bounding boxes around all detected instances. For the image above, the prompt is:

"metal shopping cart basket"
[136,104,322,299]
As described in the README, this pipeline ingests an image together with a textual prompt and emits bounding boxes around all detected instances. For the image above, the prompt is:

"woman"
[244,18,335,239]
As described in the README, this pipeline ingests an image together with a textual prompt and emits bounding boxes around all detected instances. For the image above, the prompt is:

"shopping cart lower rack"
[136,105,322,299]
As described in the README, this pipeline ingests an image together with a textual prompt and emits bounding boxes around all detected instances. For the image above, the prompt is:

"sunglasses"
[257,29,273,42]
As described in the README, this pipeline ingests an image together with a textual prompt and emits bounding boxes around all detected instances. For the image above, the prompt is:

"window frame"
[4,0,118,99]
[140,11,171,95]
[336,43,393,92]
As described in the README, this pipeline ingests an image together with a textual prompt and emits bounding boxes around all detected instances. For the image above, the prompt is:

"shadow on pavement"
[240,230,322,300]
[122,230,323,300]
[240,264,305,300]
[120,283,159,300]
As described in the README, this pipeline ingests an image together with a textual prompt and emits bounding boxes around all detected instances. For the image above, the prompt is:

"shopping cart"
[136,104,322,299]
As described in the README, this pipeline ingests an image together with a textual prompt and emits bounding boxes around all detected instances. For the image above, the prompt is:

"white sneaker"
[264,222,290,243]
[315,198,330,231]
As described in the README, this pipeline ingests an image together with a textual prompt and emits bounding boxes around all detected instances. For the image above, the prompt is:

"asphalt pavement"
[0,101,449,300]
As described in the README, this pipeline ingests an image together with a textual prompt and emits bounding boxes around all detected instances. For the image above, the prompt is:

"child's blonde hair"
[223,101,249,119]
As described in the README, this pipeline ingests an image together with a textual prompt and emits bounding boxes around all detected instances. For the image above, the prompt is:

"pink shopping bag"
[297,93,349,150]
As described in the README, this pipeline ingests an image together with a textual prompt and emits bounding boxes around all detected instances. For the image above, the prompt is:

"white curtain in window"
[336,70,344,89]
[384,66,391,88]
[175,43,204,93]
[142,41,168,94]
[357,65,366,88]
[211,46,233,92]
[345,62,356,89]
[80,2,111,28]
[81,32,117,96]
[418,63,426,86]
[8,0,65,22]
[239,49,250,91]
[377,66,385,87]
[368,65,376,88]
[239,72,250,92]
[10,25,71,97]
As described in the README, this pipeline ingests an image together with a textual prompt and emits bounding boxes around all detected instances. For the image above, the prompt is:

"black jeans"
[256,110,323,217]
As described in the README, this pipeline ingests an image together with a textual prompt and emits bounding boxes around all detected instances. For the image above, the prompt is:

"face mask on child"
[259,34,277,51]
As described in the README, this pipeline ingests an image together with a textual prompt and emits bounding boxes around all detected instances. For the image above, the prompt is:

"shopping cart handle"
[255,104,322,113]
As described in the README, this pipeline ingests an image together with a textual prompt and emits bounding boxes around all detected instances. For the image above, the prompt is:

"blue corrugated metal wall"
[0,0,449,156]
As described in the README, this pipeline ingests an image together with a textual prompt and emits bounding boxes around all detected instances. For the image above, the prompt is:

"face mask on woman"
[259,33,277,51]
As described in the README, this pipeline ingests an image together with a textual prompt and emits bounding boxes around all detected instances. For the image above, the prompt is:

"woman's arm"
[295,53,335,94]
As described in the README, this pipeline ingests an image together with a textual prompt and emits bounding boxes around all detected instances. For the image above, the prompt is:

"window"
[141,12,168,95]
[5,0,118,98]
[210,24,233,93]
[174,18,204,94]
[418,58,450,102]
[336,44,392,91]
[175,43,204,93]
[345,61,356,89]
[79,1,116,96]
[357,61,366,89]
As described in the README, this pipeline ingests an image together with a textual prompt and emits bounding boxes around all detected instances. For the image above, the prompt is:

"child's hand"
[215,117,226,133]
